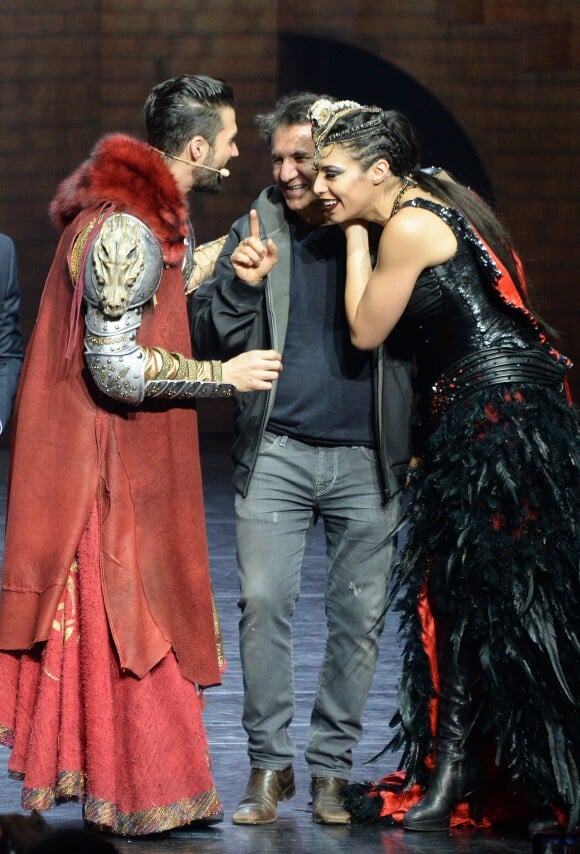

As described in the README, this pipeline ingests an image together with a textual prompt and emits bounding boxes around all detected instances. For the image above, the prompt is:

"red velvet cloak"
[0,135,221,688]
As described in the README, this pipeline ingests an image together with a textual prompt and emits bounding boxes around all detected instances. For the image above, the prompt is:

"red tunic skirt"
[0,502,222,836]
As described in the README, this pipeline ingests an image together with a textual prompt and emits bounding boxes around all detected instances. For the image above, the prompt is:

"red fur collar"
[49,134,189,266]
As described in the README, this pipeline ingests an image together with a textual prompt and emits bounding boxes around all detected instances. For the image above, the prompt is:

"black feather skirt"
[377,382,580,826]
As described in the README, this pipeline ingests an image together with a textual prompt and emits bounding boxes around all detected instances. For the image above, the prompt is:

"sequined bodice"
[397,199,538,395]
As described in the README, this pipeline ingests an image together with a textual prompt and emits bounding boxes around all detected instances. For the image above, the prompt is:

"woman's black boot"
[403,745,484,831]
[403,632,485,832]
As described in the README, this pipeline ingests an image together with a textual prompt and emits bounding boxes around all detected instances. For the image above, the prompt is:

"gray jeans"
[235,432,401,778]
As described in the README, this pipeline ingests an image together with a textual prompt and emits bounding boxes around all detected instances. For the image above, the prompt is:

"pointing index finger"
[249,209,261,241]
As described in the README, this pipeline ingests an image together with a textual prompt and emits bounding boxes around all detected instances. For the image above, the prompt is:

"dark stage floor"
[0,437,556,852]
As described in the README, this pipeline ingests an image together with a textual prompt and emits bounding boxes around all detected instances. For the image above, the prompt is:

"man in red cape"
[0,74,281,836]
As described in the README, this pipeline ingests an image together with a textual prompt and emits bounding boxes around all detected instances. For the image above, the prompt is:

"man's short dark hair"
[144,74,235,155]
[255,91,333,148]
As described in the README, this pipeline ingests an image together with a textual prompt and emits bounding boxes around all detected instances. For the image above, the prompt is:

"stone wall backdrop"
[1,0,577,442]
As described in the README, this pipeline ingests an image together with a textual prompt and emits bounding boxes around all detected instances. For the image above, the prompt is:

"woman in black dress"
[308,98,579,833]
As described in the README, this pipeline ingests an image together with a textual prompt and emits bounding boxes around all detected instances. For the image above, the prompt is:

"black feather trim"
[362,383,580,827]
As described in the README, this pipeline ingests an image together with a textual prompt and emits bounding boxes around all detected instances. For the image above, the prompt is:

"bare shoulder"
[383,197,457,267]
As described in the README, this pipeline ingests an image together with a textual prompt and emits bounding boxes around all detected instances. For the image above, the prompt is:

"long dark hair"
[314,104,553,333]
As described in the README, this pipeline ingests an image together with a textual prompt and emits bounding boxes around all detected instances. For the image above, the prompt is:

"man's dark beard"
[194,173,221,194]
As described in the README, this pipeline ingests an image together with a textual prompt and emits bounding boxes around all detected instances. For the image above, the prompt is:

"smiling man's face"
[271,123,324,224]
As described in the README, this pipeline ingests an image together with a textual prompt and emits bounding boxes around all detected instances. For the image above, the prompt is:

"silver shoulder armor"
[83,213,235,404]
[83,213,162,404]
[84,212,163,315]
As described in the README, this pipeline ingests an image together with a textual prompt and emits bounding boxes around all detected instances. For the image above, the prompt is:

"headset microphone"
[149,147,230,178]
[196,163,230,178]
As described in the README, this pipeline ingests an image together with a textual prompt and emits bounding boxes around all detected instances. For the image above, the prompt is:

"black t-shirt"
[268,217,374,446]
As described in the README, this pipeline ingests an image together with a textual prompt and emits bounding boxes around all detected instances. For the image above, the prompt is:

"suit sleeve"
[0,236,25,431]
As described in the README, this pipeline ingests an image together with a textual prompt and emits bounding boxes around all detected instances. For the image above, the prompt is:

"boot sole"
[313,814,351,825]
[231,782,296,824]
[404,818,450,832]
[232,814,278,825]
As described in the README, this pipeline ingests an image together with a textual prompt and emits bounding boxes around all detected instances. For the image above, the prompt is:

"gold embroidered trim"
[211,591,225,671]
[20,777,221,835]
[22,770,85,810]
[69,220,97,283]
[84,787,222,836]
[194,360,222,383]
[0,723,14,747]
[186,234,227,293]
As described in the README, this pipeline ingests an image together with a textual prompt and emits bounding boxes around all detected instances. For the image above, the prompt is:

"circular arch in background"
[278,33,494,205]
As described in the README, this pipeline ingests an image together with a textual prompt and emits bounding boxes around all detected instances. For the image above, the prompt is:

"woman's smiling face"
[313,146,373,222]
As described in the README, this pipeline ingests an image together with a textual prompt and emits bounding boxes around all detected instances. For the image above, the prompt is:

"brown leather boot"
[232,767,296,825]
[311,776,351,824]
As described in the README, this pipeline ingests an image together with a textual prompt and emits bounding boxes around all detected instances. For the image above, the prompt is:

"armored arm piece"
[81,212,234,404]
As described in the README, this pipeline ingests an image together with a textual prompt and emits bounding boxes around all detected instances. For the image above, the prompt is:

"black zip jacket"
[190,186,413,501]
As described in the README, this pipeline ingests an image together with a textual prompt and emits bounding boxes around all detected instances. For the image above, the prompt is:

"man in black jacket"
[190,92,413,826]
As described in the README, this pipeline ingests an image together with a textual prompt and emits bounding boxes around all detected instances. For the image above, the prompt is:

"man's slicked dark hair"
[144,74,235,155]
[255,91,333,148]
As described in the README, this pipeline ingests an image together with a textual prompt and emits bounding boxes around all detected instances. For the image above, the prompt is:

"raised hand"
[222,349,283,392]
[231,209,278,286]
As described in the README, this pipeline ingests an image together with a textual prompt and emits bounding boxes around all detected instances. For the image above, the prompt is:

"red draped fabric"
[0,503,222,835]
